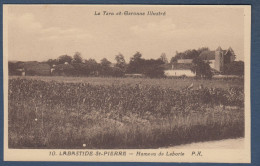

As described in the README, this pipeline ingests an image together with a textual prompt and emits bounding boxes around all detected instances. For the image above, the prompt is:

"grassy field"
[8,76,244,149]
[9,76,243,89]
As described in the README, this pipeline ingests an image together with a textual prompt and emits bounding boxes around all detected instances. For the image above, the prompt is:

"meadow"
[10,75,243,89]
[8,76,244,149]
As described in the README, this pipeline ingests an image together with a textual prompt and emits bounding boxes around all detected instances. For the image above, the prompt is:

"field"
[8,76,244,149]
[9,76,243,90]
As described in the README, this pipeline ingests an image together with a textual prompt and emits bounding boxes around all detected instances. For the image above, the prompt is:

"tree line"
[45,51,166,78]
[9,48,244,78]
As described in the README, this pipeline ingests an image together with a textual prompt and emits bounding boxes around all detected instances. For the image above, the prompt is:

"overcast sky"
[5,5,246,62]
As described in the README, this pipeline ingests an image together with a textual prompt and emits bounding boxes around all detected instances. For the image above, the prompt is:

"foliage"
[170,49,199,63]
[71,63,89,76]
[100,58,112,76]
[10,76,244,90]
[84,59,100,76]
[127,52,144,74]
[223,61,244,76]
[127,52,164,78]
[53,64,75,76]
[115,53,127,72]
[8,47,242,78]
[159,53,168,64]
[142,59,165,78]
[191,57,212,79]
[57,55,73,64]
[8,62,24,75]
[46,59,58,67]
[130,51,142,61]
[72,52,83,63]
[197,47,210,55]
[8,78,244,149]
[100,58,111,67]
[110,67,125,77]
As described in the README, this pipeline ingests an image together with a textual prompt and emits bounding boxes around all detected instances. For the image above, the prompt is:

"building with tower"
[163,47,236,77]
[199,46,236,72]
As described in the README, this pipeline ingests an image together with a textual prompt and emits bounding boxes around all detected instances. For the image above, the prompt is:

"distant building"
[163,47,236,77]
[162,63,196,77]
[199,47,236,72]
[177,59,193,64]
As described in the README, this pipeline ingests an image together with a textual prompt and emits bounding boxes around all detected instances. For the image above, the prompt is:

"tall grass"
[9,75,244,90]
[8,77,244,149]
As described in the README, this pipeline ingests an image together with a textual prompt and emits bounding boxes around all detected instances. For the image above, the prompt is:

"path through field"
[169,138,244,149]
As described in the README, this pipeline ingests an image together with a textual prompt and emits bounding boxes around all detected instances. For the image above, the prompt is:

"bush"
[223,61,244,76]
[143,66,165,78]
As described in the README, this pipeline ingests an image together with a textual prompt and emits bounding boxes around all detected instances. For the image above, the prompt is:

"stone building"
[199,46,236,72]
[163,47,236,77]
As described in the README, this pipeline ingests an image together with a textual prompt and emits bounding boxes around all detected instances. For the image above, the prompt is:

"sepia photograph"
[3,5,251,162]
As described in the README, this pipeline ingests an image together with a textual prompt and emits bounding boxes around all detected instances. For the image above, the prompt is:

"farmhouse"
[199,47,235,72]
[163,47,236,77]
[163,63,195,77]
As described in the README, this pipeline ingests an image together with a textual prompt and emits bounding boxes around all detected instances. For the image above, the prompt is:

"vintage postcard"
[3,5,251,163]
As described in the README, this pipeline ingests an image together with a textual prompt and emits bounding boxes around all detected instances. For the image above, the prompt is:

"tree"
[142,59,165,78]
[159,53,168,64]
[73,52,83,63]
[110,67,124,77]
[71,63,88,76]
[46,59,58,67]
[57,55,73,64]
[197,47,210,55]
[185,49,199,59]
[223,61,244,76]
[191,57,212,79]
[170,51,180,63]
[130,51,142,62]
[127,52,145,73]
[170,49,201,64]
[115,53,126,71]
[54,63,75,76]
[100,58,112,76]
[8,61,24,75]
[85,59,100,76]
[100,58,111,67]
[86,58,98,65]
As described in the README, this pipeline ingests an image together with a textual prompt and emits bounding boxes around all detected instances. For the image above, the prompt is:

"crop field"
[9,76,243,90]
[8,76,244,149]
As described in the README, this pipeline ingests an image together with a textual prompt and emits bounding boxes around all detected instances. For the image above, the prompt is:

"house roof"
[216,46,223,51]
[177,59,193,64]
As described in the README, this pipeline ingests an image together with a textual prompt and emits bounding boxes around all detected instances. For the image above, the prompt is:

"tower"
[228,47,236,62]
[215,46,224,72]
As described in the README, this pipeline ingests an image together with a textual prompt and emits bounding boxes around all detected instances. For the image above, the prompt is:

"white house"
[162,47,236,77]
[164,69,195,77]
[162,63,196,77]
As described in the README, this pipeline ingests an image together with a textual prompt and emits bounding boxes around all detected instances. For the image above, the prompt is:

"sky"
[5,5,247,63]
